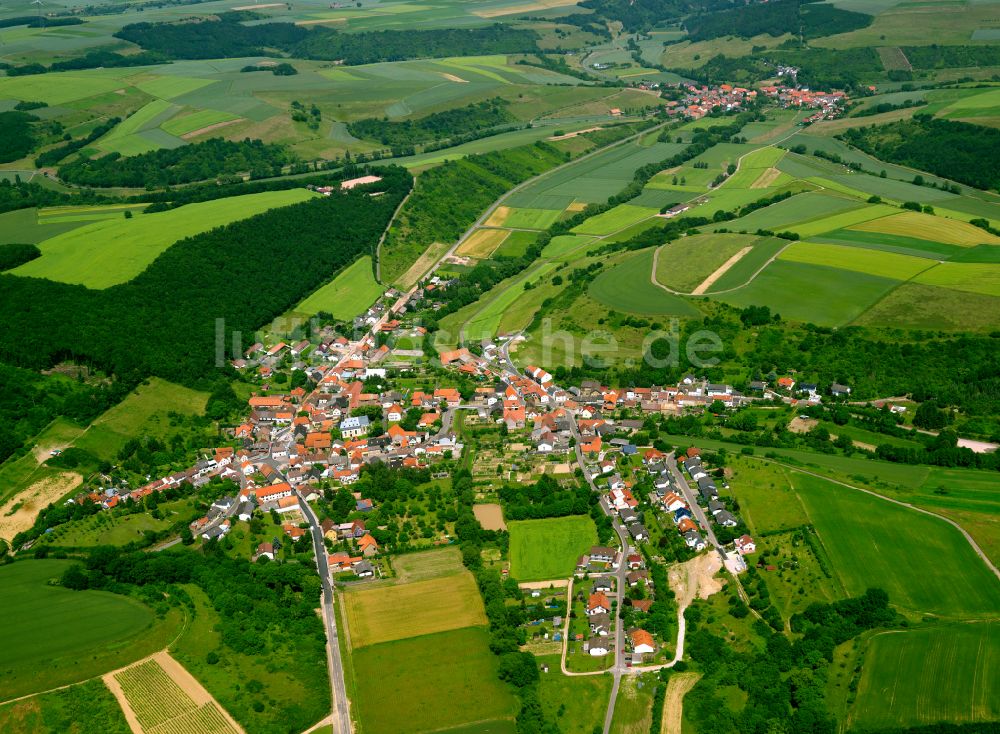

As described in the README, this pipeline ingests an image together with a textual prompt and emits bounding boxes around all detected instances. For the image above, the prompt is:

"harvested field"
[661,673,702,734]
[440,73,468,83]
[394,241,449,289]
[345,574,487,648]
[850,211,1000,246]
[484,205,512,228]
[181,118,243,140]
[750,167,783,189]
[474,503,507,531]
[391,547,465,584]
[456,229,510,258]
[0,472,82,541]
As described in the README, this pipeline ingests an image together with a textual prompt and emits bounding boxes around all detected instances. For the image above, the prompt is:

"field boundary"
[691,246,753,295]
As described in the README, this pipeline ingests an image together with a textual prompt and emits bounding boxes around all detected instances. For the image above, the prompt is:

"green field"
[13,190,316,288]
[589,250,701,316]
[853,282,1000,332]
[572,204,658,236]
[850,623,999,729]
[778,241,933,280]
[508,515,598,581]
[912,262,1000,297]
[500,207,564,230]
[790,471,1000,618]
[294,255,384,320]
[722,192,862,233]
[716,260,898,326]
[72,378,208,461]
[535,654,612,734]
[0,679,131,734]
[655,233,758,293]
[0,560,176,699]
[350,627,518,734]
[161,108,241,137]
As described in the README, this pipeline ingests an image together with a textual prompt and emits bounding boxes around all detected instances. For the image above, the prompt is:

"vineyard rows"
[149,703,240,734]
[115,659,198,730]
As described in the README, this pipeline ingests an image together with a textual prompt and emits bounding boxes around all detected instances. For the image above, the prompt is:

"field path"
[660,673,701,734]
[375,188,413,283]
[761,460,1000,582]
[690,246,752,295]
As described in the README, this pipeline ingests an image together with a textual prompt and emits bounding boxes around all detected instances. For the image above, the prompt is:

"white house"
[340,415,371,439]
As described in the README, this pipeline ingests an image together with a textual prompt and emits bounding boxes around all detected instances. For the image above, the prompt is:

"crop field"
[0,560,172,700]
[572,204,657,236]
[294,256,383,319]
[541,234,597,259]
[96,98,183,155]
[777,241,932,280]
[912,262,1000,297]
[161,108,241,137]
[850,211,1000,246]
[493,230,538,258]
[507,141,687,210]
[344,573,488,648]
[790,472,1000,618]
[508,515,598,581]
[456,229,510,258]
[462,262,558,342]
[816,229,964,260]
[589,250,701,317]
[500,207,564,230]
[72,378,209,461]
[716,260,898,326]
[12,190,315,288]
[350,627,517,734]
[0,72,124,105]
[720,192,862,233]
[849,623,999,729]
[654,233,758,293]
[789,203,900,239]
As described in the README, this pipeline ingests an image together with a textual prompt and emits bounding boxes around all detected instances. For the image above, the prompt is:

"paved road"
[666,454,725,557]
[297,490,352,734]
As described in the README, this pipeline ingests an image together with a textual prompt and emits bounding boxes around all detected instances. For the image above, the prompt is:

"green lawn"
[351,626,518,734]
[508,515,598,581]
[13,190,316,288]
[589,249,701,317]
[0,560,178,700]
[535,654,612,734]
[294,255,384,320]
[73,378,209,461]
[849,622,999,729]
[778,241,933,280]
[790,471,1000,619]
[0,679,131,734]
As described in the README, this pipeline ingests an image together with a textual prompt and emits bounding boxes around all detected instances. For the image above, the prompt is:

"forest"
[841,116,1000,191]
[0,110,37,163]
[0,167,410,387]
[0,243,40,272]
[499,474,594,520]
[35,117,121,168]
[903,44,1000,69]
[115,14,540,64]
[347,99,517,149]
[58,138,296,188]
[684,0,871,42]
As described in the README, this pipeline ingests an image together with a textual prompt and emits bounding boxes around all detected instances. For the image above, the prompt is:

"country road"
[297,489,352,734]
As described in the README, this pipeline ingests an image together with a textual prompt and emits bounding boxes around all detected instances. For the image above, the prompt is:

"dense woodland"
[0,111,37,163]
[841,116,1000,192]
[0,167,410,386]
[0,244,40,272]
[59,138,295,188]
[684,0,871,42]
[116,15,539,64]
[347,99,517,150]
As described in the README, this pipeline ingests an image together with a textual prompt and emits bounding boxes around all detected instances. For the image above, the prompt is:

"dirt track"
[691,246,752,295]
[660,673,701,734]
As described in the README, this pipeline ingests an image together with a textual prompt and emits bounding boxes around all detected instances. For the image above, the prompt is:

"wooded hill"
[0,167,411,386]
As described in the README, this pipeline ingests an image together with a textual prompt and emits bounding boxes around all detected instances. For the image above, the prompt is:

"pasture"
[350,627,517,734]
[390,546,467,584]
[535,654,613,734]
[571,204,658,236]
[849,623,999,729]
[12,190,315,288]
[702,237,787,292]
[508,515,597,581]
[73,378,209,461]
[790,471,1000,618]
[719,191,862,233]
[654,233,758,293]
[294,255,383,319]
[589,250,701,317]
[344,573,487,648]
[853,282,1000,332]
[0,679,131,734]
[0,560,175,700]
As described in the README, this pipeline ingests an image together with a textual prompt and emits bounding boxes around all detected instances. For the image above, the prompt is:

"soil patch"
[0,472,82,541]
[691,246,752,295]
[473,503,507,531]
[660,673,701,734]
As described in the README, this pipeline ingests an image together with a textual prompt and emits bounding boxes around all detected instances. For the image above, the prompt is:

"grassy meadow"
[293,255,384,320]
[508,515,597,581]
[0,560,179,700]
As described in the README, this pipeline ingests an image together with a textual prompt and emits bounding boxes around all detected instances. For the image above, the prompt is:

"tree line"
[684,0,871,42]
[347,99,518,151]
[115,13,539,64]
